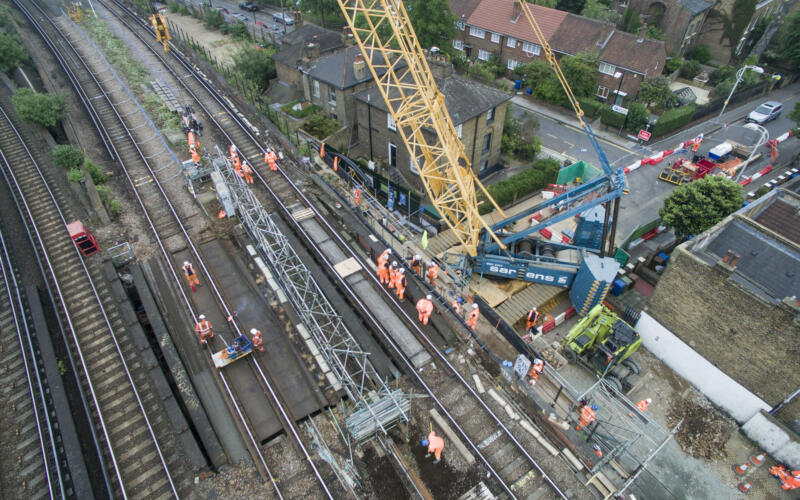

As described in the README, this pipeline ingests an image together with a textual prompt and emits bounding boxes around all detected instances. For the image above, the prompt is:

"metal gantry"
[212,147,411,442]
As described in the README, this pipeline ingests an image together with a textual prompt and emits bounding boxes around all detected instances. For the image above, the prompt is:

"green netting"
[556,161,602,185]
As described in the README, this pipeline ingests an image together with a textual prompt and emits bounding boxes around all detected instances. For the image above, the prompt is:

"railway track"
[96,1,585,498]
[19,2,347,497]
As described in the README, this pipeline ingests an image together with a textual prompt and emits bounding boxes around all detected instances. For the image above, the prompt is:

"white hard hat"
[199,314,205,319]
[392,261,398,266]
[399,268,405,273]
[386,248,392,254]
[472,303,479,309]
[250,328,257,334]
[429,261,435,266]
[533,306,537,310]
[267,147,272,152]
[426,294,432,300]
[184,261,190,266]
[415,254,421,259]
[646,398,652,403]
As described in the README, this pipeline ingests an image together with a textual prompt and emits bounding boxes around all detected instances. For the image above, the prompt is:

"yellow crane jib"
[150,13,171,54]
[337,0,507,257]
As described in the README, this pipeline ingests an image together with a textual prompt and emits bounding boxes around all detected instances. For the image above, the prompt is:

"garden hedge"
[480,158,561,214]
[652,104,696,137]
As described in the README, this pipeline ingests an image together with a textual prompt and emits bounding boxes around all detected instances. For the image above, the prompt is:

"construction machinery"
[561,304,641,392]
[337,0,626,308]
[150,12,171,54]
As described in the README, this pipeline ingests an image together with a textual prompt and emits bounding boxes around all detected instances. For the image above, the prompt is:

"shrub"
[12,88,65,129]
[709,65,736,85]
[600,105,625,129]
[84,158,107,185]
[303,114,340,139]
[625,102,649,132]
[652,104,695,137]
[480,158,560,213]
[679,59,701,79]
[688,44,712,64]
[0,31,29,74]
[578,97,602,119]
[466,62,495,83]
[664,57,683,74]
[67,168,84,183]
[204,9,224,30]
[51,145,84,170]
[281,100,322,118]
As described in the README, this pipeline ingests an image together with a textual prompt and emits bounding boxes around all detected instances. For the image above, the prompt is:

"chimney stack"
[426,48,453,79]
[305,36,320,60]
[512,0,522,22]
[353,52,367,81]
[720,250,741,268]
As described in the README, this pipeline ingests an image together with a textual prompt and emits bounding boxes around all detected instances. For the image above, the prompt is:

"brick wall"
[303,75,373,129]
[647,245,800,429]
[275,61,302,90]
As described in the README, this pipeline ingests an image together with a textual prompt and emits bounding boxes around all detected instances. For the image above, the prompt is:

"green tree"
[502,105,542,161]
[709,64,736,85]
[625,102,648,132]
[581,0,613,21]
[530,0,558,7]
[768,10,800,69]
[619,7,642,34]
[659,176,744,237]
[788,101,800,135]
[556,0,586,14]
[51,145,84,170]
[0,31,29,74]
[11,88,65,129]
[231,46,275,93]
[645,25,665,40]
[304,113,340,139]
[406,0,455,50]
[679,59,700,79]
[638,76,676,108]
[204,9,224,30]
[560,55,598,100]
[466,61,495,83]
[688,44,712,64]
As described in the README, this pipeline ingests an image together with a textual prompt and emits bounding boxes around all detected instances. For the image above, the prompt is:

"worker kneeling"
[417,295,434,325]
[422,431,445,464]
[575,404,598,431]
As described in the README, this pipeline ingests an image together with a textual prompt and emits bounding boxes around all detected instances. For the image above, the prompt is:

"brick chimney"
[718,249,741,271]
[512,0,522,22]
[353,52,367,81]
[426,49,453,79]
[305,35,320,60]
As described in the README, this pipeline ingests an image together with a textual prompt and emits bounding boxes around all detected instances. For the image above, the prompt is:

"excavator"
[334,0,628,299]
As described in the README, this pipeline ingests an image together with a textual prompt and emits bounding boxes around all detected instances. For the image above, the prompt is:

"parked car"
[238,2,258,11]
[232,13,249,22]
[746,101,782,124]
[272,12,294,25]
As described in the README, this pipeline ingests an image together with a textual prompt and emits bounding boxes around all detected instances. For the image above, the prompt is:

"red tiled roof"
[467,0,568,43]
[600,31,666,76]
[448,0,483,22]
[549,13,613,57]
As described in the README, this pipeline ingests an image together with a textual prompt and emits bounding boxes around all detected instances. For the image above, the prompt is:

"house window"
[522,42,540,56]
[480,159,489,171]
[456,20,465,31]
[482,132,492,153]
[599,62,616,75]
[453,39,464,51]
[507,58,519,70]
[469,26,485,38]
[410,156,419,174]
[387,112,397,131]
[329,87,337,106]
[491,32,500,43]
[596,86,609,99]
[313,80,320,98]
[388,143,397,167]
[507,36,516,48]
[455,123,462,139]
[478,49,490,61]
[486,107,495,124]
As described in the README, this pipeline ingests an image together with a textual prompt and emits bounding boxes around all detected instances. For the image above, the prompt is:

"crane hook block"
[150,14,171,54]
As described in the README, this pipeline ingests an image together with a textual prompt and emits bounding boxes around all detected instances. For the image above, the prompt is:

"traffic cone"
[750,453,766,466]
[738,482,752,493]
[218,210,226,219]
[734,462,751,475]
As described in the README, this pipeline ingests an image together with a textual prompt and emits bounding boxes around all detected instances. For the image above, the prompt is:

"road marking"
[546,133,559,139]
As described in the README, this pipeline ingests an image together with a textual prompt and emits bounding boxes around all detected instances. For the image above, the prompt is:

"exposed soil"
[667,397,736,461]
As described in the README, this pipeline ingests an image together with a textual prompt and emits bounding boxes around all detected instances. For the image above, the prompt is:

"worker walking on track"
[451,297,463,316]
[182,261,200,292]
[190,147,200,166]
[241,162,254,184]
[629,398,652,417]
[353,185,362,205]
[395,268,406,299]
[526,307,539,334]
[417,295,434,325]
[575,404,598,431]
[426,261,439,286]
[422,431,445,464]
[250,328,264,352]
[194,315,213,345]
[388,261,398,289]
[410,254,422,275]
[529,358,544,384]
[377,258,390,285]
[467,303,480,330]
[264,148,278,171]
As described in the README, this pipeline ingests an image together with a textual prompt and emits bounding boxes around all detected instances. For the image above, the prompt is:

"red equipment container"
[67,220,99,257]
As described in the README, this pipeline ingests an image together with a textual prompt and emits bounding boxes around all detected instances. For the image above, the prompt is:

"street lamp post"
[735,123,768,182]
[718,65,764,122]
[613,71,624,106]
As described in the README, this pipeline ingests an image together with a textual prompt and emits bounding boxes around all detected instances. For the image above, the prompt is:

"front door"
[388,143,397,167]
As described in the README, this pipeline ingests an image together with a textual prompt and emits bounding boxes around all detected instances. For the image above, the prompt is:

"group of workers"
[229,144,255,184]
[193,315,264,352]
[770,464,800,490]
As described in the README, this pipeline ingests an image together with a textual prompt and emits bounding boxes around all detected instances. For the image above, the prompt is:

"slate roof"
[354,72,511,125]
[273,24,343,67]
[549,13,614,57]
[467,0,567,43]
[303,47,396,90]
[753,198,800,245]
[449,0,483,23]
[678,0,714,15]
[600,30,666,76]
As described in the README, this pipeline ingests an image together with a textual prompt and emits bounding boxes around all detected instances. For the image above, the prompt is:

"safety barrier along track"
[100,1,574,498]
[20,2,341,498]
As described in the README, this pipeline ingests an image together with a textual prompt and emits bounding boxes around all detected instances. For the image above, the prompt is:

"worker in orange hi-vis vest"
[467,303,480,330]
[241,162,254,184]
[377,258,390,285]
[575,404,597,430]
[451,296,463,316]
[264,148,278,171]
[190,147,200,166]
[526,307,540,333]
[182,261,200,292]
[377,248,391,267]
[234,160,245,179]
[188,131,198,150]
[250,328,264,352]
[628,398,652,417]
[426,261,439,286]
[354,185,362,205]
[417,295,434,325]
[229,143,237,158]
[395,268,407,299]
[423,431,445,464]
[194,314,213,344]
[319,142,325,158]
[410,254,422,275]
[388,261,398,289]
[529,358,544,384]
[333,155,339,172]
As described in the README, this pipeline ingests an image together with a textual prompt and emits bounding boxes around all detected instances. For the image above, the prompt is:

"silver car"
[746,101,782,124]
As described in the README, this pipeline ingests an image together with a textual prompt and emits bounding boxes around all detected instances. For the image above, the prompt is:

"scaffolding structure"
[211,147,411,446]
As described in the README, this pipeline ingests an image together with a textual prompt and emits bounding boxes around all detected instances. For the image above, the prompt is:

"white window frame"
[453,39,464,51]
[409,156,419,174]
[522,42,541,56]
[507,36,516,48]
[599,62,616,75]
[491,32,501,43]
[482,132,493,153]
[507,58,519,70]
[455,123,462,139]
[477,49,490,61]
[387,112,397,131]
[596,86,609,99]
[456,20,465,31]
[312,79,320,98]
[469,26,485,38]
[486,107,495,124]
[388,143,397,167]
[329,86,337,106]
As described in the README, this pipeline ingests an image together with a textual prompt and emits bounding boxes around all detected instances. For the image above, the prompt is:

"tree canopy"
[789,101,800,135]
[231,46,275,93]
[619,7,642,34]
[406,0,456,51]
[0,31,29,74]
[659,176,744,237]
[638,76,677,108]
[768,10,800,69]
[51,145,84,170]
[556,0,586,14]
[581,0,614,21]
[11,88,65,129]
[516,55,597,106]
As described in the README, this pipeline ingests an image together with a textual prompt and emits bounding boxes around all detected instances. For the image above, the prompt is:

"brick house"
[300,47,397,130]
[352,57,511,187]
[628,0,712,57]
[449,0,666,100]
[646,188,800,431]
[273,24,343,92]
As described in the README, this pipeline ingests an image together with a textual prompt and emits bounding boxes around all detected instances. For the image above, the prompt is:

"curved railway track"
[18,1,346,498]
[97,1,580,498]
